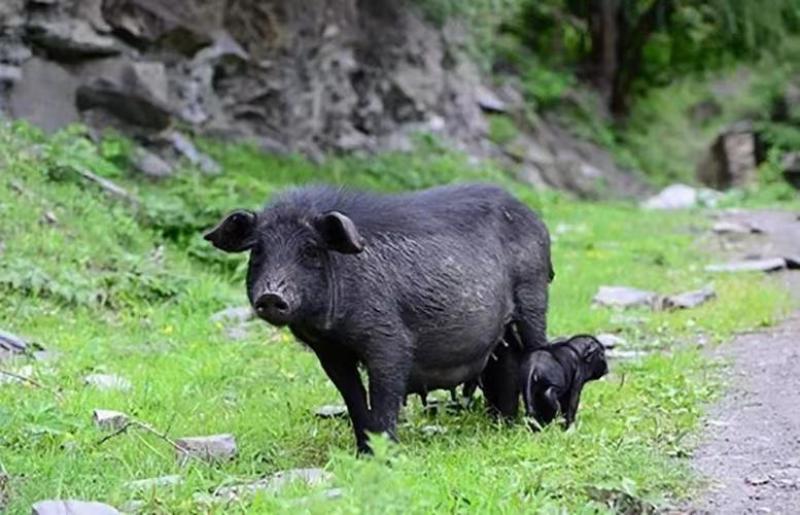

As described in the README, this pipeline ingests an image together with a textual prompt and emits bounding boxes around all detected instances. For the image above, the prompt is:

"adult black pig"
[205,184,552,453]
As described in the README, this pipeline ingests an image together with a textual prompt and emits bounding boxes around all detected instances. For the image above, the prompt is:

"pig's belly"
[406,355,490,394]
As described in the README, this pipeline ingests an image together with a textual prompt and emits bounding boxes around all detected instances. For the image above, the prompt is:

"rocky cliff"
[0,0,647,198]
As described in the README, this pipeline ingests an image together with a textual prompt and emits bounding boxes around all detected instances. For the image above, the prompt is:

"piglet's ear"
[581,340,602,362]
[204,209,257,253]
[314,211,365,254]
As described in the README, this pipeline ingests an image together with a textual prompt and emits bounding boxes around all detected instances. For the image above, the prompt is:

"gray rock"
[33,350,59,363]
[314,404,348,419]
[697,122,759,189]
[712,221,764,234]
[175,434,237,464]
[0,64,22,84]
[92,409,129,430]
[9,57,81,133]
[661,286,716,310]
[125,475,182,491]
[210,306,254,325]
[163,132,220,174]
[101,0,216,55]
[0,329,27,356]
[210,468,332,502]
[596,333,627,350]
[84,374,132,392]
[606,349,651,360]
[705,258,787,273]
[781,152,800,189]
[593,286,658,309]
[475,85,507,113]
[76,60,171,130]
[785,255,800,269]
[27,18,121,57]
[31,500,120,515]
[0,41,32,65]
[76,0,112,33]
[641,184,698,210]
[131,147,173,179]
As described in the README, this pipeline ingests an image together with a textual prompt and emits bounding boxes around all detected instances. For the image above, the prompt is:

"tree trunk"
[610,0,674,116]
[587,0,620,106]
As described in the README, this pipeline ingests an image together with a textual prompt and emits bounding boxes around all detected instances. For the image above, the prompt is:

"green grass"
[0,122,789,513]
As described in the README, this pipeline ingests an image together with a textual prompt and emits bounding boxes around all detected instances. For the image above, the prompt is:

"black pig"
[205,184,552,453]
[520,334,608,429]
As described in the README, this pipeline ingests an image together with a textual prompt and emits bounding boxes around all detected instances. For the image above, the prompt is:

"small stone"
[175,434,237,464]
[210,306,254,324]
[712,220,764,234]
[0,64,22,84]
[92,409,129,431]
[33,350,60,363]
[475,85,507,113]
[785,255,800,269]
[596,333,627,350]
[593,286,658,309]
[641,184,698,210]
[131,147,173,179]
[705,258,787,273]
[0,329,27,360]
[42,211,58,225]
[211,468,332,502]
[314,405,348,419]
[745,475,770,486]
[606,349,650,360]
[661,286,716,310]
[84,374,132,392]
[31,499,120,515]
[421,424,446,436]
[289,488,344,506]
[126,475,182,491]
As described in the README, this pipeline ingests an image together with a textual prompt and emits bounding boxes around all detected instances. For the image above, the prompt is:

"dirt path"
[691,210,800,514]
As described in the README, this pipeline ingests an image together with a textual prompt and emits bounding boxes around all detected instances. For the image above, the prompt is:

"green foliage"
[0,122,790,513]
[508,0,800,112]
[487,114,519,145]
[411,0,527,69]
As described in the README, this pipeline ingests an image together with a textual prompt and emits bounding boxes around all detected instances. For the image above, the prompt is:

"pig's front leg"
[364,339,412,441]
[311,344,371,454]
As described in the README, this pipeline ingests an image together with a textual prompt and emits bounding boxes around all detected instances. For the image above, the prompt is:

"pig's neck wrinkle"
[322,251,338,331]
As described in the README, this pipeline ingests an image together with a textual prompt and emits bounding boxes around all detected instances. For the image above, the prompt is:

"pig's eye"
[301,245,323,263]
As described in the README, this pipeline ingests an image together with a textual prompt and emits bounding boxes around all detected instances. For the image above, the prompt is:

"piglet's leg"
[312,345,371,454]
[543,387,562,423]
[563,382,584,429]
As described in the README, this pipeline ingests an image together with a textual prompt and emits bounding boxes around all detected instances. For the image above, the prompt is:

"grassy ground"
[0,122,789,514]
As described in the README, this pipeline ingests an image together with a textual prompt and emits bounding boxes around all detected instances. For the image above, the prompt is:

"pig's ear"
[314,211,365,254]
[204,209,257,252]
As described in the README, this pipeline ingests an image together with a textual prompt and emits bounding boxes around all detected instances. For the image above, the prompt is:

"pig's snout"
[254,291,293,325]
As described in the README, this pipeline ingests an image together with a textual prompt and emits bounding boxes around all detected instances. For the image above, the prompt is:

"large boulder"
[697,121,761,189]
[26,17,122,57]
[101,0,220,54]
[76,59,171,130]
[8,57,81,132]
